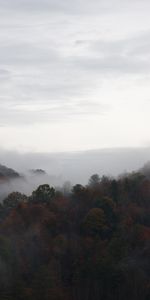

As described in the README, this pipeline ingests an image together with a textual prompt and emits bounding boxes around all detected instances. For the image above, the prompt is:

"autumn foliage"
[0,174,149,300]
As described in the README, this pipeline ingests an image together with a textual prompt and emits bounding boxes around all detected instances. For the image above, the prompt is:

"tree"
[72,184,85,199]
[111,180,119,203]
[82,208,107,236]
[3,192,28,208]
[95,196,116,227]
[88,174,100,187]
[31,184,55,204]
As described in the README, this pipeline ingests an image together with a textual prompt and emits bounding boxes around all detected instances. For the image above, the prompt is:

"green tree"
[88,174,100,187]
[3,192,28,208]
[82,208,107,236]
[31,184,55,204]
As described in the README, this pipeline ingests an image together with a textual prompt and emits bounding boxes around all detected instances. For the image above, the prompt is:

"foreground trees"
[0,173,149,300]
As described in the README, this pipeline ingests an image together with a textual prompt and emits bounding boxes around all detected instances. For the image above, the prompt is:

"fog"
[0,172,63,201]
[0,147,150,200]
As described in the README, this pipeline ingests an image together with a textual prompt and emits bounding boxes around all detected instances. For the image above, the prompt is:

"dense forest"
[0,170,149,300]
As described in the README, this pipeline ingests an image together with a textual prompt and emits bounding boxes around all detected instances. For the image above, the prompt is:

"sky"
[0,0,150,152]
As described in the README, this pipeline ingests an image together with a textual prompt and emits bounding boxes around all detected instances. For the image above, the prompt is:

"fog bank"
[0,147,150,184]
[0,147,150,200]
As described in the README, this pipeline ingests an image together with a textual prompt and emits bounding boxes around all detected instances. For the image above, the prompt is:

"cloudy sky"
[0,0,150,153]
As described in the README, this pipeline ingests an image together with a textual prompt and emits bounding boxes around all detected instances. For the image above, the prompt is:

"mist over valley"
[0,147,150,200]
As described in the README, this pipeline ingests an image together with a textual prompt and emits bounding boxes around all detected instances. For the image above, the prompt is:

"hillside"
[0,164,20,181]
[0,170,149,300]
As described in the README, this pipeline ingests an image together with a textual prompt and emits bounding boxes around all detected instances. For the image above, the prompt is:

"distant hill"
[29,169,46,175]
[0,164,20,181]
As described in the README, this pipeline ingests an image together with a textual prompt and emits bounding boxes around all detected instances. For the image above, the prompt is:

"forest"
[0,170,149,300]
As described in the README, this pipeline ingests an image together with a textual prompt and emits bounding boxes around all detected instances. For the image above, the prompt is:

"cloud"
[92,31,150,57]
[0,0,124,14]
[1,0,150,15]
[0,0,150,150]
[72,53,150,75]
[71,31,150,75]
[0,43,59,65]
[0,0,102,14]
[0,69,11,81]
[0,26,150,127]
[0,98,107,126]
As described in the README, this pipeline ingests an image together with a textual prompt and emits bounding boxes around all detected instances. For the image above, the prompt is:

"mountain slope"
[0,164,20,181]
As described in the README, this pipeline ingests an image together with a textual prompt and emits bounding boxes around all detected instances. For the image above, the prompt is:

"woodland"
[0,170,149,300]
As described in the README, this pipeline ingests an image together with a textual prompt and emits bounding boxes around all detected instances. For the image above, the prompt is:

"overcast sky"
[0,0,150,153]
